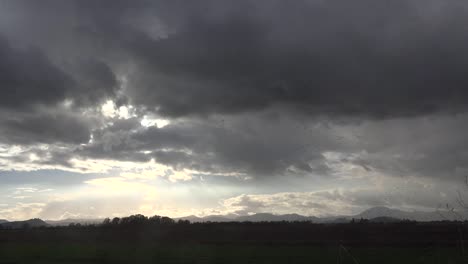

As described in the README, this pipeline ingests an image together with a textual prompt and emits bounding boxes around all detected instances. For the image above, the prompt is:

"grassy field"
[1,222,467,263]
[0,242,466,264]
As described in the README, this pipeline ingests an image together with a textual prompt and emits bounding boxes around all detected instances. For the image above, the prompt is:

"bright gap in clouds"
[141,116,170,128]
[102,100,169,128]
[101,100,135,119]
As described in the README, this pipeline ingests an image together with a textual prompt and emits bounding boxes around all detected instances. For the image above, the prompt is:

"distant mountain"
[46,218,104,226]
[203,215,233,222]
[1,218,105,228]
[356,206,407,219]
[237,213,319,222]
[177,206,466,223]
[2,206,463,228]
[177,215,233,222]
[236,213,281,222]
[355,206,454,222]
[0,218,48,229]
[178,213,320,223]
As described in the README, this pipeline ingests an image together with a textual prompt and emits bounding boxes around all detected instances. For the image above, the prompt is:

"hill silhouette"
[45,218,104,226]
[0,218,48,229]
[355,206,454,221]
[177,206,462,223]
[1,206,464,229]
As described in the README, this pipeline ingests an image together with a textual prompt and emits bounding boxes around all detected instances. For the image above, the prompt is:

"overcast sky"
[1,0,468,220]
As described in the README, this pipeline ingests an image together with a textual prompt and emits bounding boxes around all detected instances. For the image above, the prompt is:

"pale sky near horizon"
[2,0,468,220]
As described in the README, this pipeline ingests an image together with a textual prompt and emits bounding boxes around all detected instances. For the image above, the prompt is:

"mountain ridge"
[1,206,465,226]
[45,218,104,226]
[0,218,48,229]
[177,206,465,223]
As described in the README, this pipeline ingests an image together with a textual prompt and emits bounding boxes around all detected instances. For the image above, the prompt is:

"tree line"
[99,214,189,227]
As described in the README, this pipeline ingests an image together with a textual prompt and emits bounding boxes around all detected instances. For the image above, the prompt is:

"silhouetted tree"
[161,216,175,225]
[111,217,120,225]
[177,219,190,225]
[149,215,162,225]
[102,218,111,226]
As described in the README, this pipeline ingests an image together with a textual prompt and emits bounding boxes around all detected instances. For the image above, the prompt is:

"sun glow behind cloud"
[101,100,136,120]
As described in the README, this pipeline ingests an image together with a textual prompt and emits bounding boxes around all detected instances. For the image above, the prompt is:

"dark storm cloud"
[63,59,118,107]
[2,0,468,183]
[0,31,116,146]
[0,110,92,145]
[121,0,468,118]
[344,115,468,180]
[0,6,118,145]
[4,0,468,119]
[0,37,72,109]
[0,36,117,110]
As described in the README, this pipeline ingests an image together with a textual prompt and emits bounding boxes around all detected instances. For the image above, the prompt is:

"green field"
[0,243,465,264]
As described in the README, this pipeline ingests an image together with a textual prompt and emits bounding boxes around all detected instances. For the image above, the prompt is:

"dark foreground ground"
[1,221,468,263]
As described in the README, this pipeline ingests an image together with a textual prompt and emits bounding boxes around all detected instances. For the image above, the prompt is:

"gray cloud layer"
[3,0,468,118]
[1,0,468,184]
[125,0,468,118]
